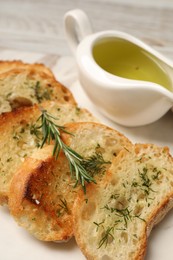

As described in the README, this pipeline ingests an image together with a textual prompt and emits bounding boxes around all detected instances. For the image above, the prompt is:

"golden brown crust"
[0,103,39,128]
[9,150,74,241]
[0,67,76,112]
[0,105,40,204]
[0,60,54,78]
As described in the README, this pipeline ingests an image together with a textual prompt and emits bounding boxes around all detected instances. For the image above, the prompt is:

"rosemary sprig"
[35,109,96,192]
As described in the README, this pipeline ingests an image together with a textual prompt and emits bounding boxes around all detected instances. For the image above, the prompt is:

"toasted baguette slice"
[0,67,75,113]
[73,144,173,260]
[61,122,132,181]
[8,122,132,241]
[0,60,54,78]
[9,150,74,241]
[0,101,97,205]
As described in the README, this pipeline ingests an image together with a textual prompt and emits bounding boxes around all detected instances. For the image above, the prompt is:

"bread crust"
[9,148,74,241]
[0,66,76,114]
[0,60,54,78]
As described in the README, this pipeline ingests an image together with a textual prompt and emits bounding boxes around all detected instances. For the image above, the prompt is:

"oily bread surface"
[9,148,75,241]
[0,101,97,205]
[61,122,132,168]
[9,150,74,241]
[8,122,132,241]
[73,144,173,260]
[0,67,75,113]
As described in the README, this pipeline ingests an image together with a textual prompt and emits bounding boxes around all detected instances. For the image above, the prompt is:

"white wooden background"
[0,0,173,59]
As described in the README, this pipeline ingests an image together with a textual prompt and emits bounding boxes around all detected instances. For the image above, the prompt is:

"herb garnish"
[57,198,69,216]
[81,153,111,177]
[132,167,156,196]
[98,226,114,248]
[104,204,132,228]
[34,109,97,192]
[35,81,51,103]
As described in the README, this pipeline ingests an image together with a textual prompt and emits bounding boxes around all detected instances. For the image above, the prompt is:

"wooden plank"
[0,0,173,58]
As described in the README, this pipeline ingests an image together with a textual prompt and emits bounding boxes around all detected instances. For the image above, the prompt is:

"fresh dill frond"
[138,167,155,195]
[30,123,42,139]
[103,204,132,228]
[151,167,161,180]
[98,226,114,248]
[114,207,132,228]
[81,152,111,177]
[35,81,42,103]
[57,198,69,217]
[93,220,105,232]
[35,109,96,192]
[58,198,69,212]
[35,81,51,103]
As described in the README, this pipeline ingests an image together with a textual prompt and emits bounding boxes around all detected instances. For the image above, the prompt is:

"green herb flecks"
[93,220,105,232]
[81,152,111,177]
[138,167,155,195]
[58,198,68,212]
[57,198,69,216]
[98,226,114,248]
[34,109,96,192]
[151,167,161,180]
[104,204,132,229]
[35,81,52,103]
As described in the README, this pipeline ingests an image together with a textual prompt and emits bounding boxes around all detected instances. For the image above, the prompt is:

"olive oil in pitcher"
[93,37,172,91]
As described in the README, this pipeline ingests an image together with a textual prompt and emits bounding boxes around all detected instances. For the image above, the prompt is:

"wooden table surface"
[0,0,173,59]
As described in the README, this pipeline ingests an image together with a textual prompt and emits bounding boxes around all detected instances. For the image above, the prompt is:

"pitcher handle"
[64,9,93,55]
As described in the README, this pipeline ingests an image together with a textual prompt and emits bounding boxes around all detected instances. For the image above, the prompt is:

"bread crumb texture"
[8,122,132,241]
[73,144,173,260]
[0,67,75,114]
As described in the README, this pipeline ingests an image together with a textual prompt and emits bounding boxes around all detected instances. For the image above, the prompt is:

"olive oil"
[93,37,172,91]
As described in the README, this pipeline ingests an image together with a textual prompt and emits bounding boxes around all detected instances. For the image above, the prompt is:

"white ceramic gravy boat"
[64,9,173,127]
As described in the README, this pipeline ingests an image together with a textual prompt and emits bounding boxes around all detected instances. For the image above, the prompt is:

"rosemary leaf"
[35,109,96,192]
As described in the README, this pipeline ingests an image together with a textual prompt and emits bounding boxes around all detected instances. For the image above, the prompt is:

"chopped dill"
[98,226,114,248]
[81,152,111,177]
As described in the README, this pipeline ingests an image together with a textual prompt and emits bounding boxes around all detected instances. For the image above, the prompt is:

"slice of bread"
[8,122,132,241]
[0,67,75,113]
[9,150,74,241]
[61,122,132,182]
[0,60,54,78]
[73,144,173,260]
[0,101,97,205]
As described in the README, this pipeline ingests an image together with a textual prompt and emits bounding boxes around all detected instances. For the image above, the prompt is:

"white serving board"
[0,49,173,260]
